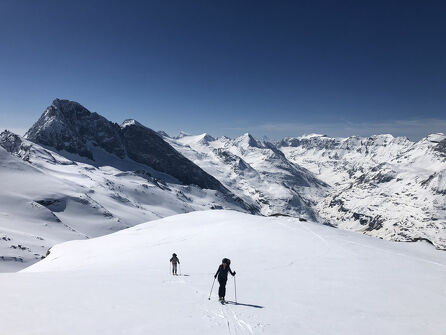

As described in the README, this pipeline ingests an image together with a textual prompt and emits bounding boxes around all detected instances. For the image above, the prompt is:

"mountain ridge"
[0,98,444,273]
[25,99,234,194]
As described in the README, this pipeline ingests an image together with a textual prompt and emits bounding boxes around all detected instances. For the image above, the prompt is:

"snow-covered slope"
[1,97,444,273]
[278,133,446,249]
[0,130,247,271]
[278,134,413,185]
[0,211,444,334]
[166,132,328,219]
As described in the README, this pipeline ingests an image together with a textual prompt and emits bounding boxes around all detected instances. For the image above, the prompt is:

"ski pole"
[208,277,216,300]
[234,276,237,304]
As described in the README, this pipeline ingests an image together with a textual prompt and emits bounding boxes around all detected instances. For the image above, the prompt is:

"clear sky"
[0,0,445,140]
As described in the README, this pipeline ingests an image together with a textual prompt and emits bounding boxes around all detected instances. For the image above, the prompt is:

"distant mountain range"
[0,99,444,271]
[278,133,446,248]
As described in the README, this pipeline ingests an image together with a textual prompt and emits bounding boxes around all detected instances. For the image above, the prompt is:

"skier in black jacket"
[214,258,236,302]
[170,253,180,275]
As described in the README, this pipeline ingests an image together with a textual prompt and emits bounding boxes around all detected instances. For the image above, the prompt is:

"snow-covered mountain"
[166,131,446,249]
[0,100,256,271]
[1,210,445,334]
[25,99,229,192]
[166,132,328,219]
[1,98,445,272]
[0,130,249,271]
[278,133,446,249]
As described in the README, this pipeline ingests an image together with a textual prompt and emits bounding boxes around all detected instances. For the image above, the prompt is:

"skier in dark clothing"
[170,253,180,275]
[214,258,236,302]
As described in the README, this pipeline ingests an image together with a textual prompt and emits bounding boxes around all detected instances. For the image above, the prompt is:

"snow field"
[0,139,243,271]
[0,210,445,334]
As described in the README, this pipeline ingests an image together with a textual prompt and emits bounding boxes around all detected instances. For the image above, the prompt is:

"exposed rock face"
[25,99,125,160]
[120,121,224,191]
[25,99,227,192]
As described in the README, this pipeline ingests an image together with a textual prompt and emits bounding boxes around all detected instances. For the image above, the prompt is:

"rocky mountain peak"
[22,99,241,197]
[25,99,124,160]
[235,133,259,148]
[0,130,23,153]
[199,133,215,143]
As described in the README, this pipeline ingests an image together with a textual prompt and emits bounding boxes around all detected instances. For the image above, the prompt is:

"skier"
[170,253,180,275]
[214,258,236,303]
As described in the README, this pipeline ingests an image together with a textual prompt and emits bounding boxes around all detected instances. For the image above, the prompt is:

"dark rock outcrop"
[25,99,227,192]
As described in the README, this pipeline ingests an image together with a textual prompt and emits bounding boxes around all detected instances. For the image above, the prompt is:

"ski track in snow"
[299,223,329,245]
[156,254,257,335]
[168,271,256,334]
[174,269,257,334]
[206,303,255,335]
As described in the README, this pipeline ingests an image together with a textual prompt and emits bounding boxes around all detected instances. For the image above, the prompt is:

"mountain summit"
[25,99,228,192]
[25,99,125,160]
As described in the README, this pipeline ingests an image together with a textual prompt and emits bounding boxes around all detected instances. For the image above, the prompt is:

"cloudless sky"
[0,0,445,140]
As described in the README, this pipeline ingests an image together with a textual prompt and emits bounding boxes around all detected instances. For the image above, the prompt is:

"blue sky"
[0,0,445,140]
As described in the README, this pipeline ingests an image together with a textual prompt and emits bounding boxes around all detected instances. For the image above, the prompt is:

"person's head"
[173,253,177,257]
[222,258,231,267]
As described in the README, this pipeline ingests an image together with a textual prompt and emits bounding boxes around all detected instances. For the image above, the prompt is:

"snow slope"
[279,133,446,249]
[278,134,412,186]
[166,132,328,219]
[0,210,444,334]
[0,131,246,271]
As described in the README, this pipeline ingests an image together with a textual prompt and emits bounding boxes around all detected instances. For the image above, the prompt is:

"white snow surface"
[0,210,444,335]
[0,133,244,271]
[167,133,328,219]
[120,119,144,129]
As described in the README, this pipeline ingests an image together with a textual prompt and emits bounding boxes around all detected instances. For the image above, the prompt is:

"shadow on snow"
[225,301,264,309]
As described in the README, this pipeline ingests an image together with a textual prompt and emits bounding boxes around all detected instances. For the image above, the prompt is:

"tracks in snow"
[208,304,254,335]
[165,271,258,334]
